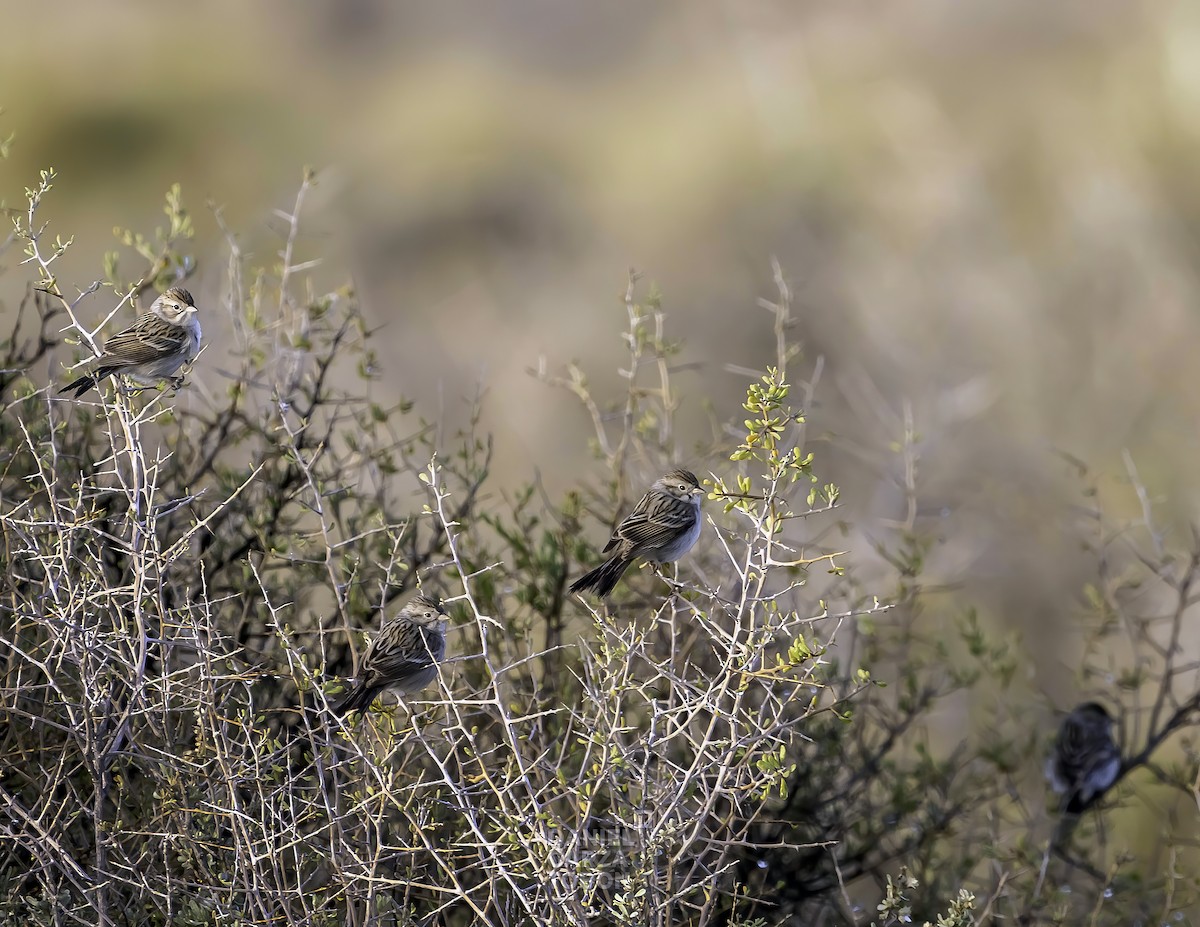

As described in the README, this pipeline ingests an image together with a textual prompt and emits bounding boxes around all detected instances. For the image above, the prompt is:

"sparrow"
[1048,701,1122,815]
[570,467,704,598]
[333,594,448,717]
[59,286,201,397]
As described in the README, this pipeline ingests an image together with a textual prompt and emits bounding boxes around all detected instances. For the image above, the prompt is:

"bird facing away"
[59,287,202,398]
[333,594,448,717]
[570,467,705,598]
[1048,701,1122,815]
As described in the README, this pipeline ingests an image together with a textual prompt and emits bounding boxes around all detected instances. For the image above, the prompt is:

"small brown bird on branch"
[59,287,201,397]
[1048,701,1121,815]
[333,594,448,717]
[570,468,704,598]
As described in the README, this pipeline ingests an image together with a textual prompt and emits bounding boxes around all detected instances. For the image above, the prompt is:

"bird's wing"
[600,490,645,552]
[1057,713,1119,787]
[614,492,695,549]
[101,313,190,365]
[365,652,433,685]
[601,490,650,552]
[362,622,439,682]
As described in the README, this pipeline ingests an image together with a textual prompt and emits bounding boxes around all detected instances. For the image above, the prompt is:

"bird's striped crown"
[663,468,700,489]
[162,286,195,307]
[407,593,446,619]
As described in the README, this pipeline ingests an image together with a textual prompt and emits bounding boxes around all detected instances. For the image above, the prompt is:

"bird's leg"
[667,561,687,598]
[651,561,688,598]
[120,378,153,395]
[653,561,681,582]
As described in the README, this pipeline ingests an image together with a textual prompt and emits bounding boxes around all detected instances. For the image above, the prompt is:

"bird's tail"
[1034,810,1082,900]
[59,374,97,398]
[59,366,118,398]
[1049,808,1082,855]
[332,683,379,718]
[570,554,634,598]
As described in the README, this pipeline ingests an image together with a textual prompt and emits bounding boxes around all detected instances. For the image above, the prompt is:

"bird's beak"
[186,305,198,314]
[693,487,706,497]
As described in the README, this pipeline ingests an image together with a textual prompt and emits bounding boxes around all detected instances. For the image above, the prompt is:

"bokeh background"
[3,0,1199,889]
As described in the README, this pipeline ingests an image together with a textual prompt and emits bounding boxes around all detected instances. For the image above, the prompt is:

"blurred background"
[2,0,1198,881]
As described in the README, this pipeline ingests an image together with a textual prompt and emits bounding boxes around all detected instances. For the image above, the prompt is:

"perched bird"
[570,467,705,598]
[1048,701,1122,815]
[59,286,201,398]
[333,594,448,717]
[1032,702,1124,892]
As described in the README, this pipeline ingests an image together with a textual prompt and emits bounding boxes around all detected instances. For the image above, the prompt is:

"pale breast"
[184,318,202,360]
[653,503,702,563]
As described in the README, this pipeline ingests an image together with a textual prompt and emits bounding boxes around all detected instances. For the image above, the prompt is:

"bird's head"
[153,287,198,323]
[654,467,705,501]
[404,593,447,627]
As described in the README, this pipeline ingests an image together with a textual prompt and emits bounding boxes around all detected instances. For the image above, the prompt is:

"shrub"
[1,159,1197,926]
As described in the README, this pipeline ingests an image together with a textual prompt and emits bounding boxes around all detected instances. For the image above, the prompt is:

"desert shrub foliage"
[1,162,1198,927]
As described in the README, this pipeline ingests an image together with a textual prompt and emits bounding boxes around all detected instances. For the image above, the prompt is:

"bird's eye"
[679,484,688,492]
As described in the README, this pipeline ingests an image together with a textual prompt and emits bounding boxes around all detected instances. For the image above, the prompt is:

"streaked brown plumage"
[59,287,201,397]
[570,468,704,598]
[333,594,448,717]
